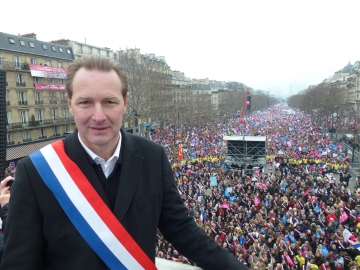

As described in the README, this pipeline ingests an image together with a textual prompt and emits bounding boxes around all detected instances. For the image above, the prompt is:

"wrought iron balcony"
[23,138,32,143]
[50,100,57,104]
[6,117,74,130]
[0,61,30,71]
[18,100,28,105]
[16,82,26,87]
[35,100,44,105]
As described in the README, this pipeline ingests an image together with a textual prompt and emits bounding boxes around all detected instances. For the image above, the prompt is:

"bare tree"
[118,49,172,133]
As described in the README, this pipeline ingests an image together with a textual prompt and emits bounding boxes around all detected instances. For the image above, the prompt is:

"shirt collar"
[78,131,121,163]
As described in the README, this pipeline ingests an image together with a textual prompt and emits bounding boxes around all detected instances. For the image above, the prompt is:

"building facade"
[0,32,75,159]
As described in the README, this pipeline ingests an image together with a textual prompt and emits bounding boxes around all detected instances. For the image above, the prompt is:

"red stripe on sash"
[52,140,156,270]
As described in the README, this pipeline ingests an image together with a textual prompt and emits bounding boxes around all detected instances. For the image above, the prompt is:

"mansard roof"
[0,32,74,61]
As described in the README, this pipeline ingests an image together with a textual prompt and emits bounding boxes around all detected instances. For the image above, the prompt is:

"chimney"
[21,33,37,40]
[50,39,69,46]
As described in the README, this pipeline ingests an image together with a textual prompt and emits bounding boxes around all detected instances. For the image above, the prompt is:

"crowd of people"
[150,104,360,269]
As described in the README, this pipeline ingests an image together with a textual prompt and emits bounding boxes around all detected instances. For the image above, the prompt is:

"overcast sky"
[1,0,359,95]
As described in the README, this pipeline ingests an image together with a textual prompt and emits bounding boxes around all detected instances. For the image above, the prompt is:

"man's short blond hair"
[66,55,128,99]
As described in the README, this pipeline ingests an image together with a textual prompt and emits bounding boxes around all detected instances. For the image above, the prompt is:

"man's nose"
[92,104,106,122]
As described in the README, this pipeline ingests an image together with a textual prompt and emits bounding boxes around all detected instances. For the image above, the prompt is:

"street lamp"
[331,105,338,141]
[319,103,322,133]
[351,108,357,162]
[174,108,188,144]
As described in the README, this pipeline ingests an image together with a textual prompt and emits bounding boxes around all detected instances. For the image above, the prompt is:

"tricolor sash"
[30,140,156,270]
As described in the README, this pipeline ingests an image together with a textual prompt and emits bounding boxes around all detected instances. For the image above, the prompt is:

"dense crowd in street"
[151,104,360,269]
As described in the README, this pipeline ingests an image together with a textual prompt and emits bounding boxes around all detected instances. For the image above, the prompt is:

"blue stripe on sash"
[30,150,127,270]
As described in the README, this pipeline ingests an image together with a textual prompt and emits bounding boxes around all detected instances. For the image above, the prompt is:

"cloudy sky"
[2,0,359,95]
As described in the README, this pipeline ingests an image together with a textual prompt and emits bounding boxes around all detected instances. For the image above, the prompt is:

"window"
[37,110,44,122]
[20,111,29,124]
[31,58,37,64]
[29,42,34,48]
[58,62,62,68]
[6,133,12,143]
[106,51,109,57]
[18,91,27,104]
[16,74,25,87]
[60,79,65,84]
[98,48,101,55]
[65,124,69,132]
[20,40,25,46]
[39,128,45,138]
[14,56,21,69]
[67,49,71,54]
[59,48,63,53]
[9,38,15,44]
[23,130,30,140]
[7,111,12,124]
[50,92,56,103]
[35,92,42,103]
[51,108,58,121]
[45,60,51,66]
[0,53,2,67]
[63,108,68,119]
[34,77,39,83]
[42,44,47,50]
[53,126,58,136]
[77,44,83,54]
[51,46,56,52]
[88,47,92,55]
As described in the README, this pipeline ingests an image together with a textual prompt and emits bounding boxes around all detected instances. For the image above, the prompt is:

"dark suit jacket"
[1,129,247,270]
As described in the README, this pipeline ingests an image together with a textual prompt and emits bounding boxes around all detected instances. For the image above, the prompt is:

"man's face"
[68,68,127,155]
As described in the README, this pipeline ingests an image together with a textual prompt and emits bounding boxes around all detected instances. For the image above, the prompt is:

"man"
[1,55,246,269]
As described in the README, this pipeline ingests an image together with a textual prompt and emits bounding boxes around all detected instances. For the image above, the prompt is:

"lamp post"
[174,108,188,144]
[331,105,338,141]
[319,103,322,133]
[352,108,357,162]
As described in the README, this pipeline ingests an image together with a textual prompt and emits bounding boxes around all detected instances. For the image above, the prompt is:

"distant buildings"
[325,61,360,110]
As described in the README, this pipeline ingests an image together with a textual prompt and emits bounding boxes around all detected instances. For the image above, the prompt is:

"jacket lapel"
[113,129,144,221]
[63,129,111,209]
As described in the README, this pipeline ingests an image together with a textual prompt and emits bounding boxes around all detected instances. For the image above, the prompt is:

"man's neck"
[78,132,121,161]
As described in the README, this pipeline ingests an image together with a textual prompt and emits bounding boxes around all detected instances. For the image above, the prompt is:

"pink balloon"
[246,101,250,105]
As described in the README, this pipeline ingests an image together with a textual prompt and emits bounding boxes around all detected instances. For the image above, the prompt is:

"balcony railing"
[50,100,57,104]
[6,141,15,146]
[39,136,47,140]
[23,138,32,143]
[35,100,44,105]
[6,117,74,130]
[16,82,26,87]
[0,61,30,71]
[18,100,28,106]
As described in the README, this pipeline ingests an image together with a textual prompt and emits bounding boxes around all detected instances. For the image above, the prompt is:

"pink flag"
[341,211,348,222]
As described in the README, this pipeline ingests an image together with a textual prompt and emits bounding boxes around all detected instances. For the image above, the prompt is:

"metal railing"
[0,61,30,71]
[18,100,28,105]
[6,117,74,130]
[16,82,26,87]
[35,100,44,105]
